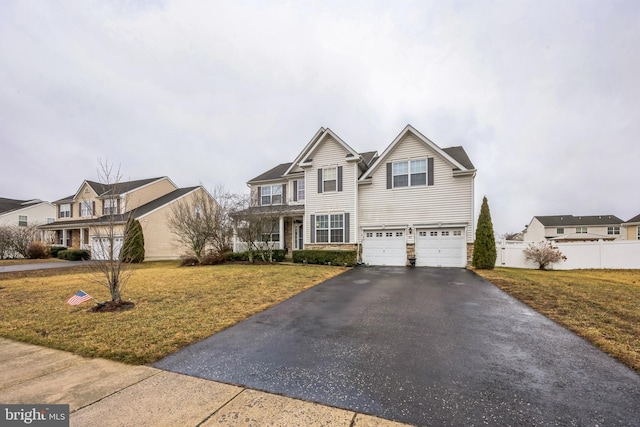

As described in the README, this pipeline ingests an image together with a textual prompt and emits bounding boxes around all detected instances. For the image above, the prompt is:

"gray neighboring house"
[522,215,625,241]
[0,198,55,228]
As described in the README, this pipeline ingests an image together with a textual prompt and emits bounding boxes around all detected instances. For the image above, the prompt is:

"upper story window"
[607,226,620,235]
[393,159,426,187]
[80,201,94,217]
[47,218,54,224]
[195,205,201,219]
[104,199,119,215]
[59,204,71,218]
[323,168,337,192]
[261,184,282,205]
[295,179,305,201]
[576,227,588,234]
[18,215,27,227]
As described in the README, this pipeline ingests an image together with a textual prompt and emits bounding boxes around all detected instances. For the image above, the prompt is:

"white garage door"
[362,230,406,266]
[91,236,123,260]
[415,228,466,267]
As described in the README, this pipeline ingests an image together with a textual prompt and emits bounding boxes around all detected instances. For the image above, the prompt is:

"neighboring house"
[242,124,477,267]
[0,198,55,229]
[522,215,625,242]
[39,177,215,260]
[624,214,640,240]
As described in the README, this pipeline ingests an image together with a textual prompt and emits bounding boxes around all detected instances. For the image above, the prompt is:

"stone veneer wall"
[466,242,474,267]
[304,244,357,251]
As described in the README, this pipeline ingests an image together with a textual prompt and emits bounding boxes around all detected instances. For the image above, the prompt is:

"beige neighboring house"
[623,214,640,240]
[39,177,215,260]
[242,124,477,267]
[0,198,55,228]
[522,215,625,242]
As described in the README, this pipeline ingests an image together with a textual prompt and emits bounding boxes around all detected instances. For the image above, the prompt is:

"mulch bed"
[90,301,135,312]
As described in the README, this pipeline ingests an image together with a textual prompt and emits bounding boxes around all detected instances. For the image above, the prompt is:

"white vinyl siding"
[358,133,474,242]
[305,136,356,244]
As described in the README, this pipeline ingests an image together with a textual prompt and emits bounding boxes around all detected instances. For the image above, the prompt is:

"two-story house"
[0,198,55,228]
[39,177,215,260]
[243,125,477,267]
[522,215,625,241]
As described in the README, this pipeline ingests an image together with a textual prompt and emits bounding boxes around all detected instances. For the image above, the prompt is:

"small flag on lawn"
[67,290,92,305]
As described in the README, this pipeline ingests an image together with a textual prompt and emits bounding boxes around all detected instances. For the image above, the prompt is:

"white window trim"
[59,204,71,218]
[261,184,283,205]
[322,167,337,193]
[315,213,345,243]
[104,199,118,215]
[607,226,620,235]
[296,179,305,201]
[80,201,93,217]
[392,159,427,188]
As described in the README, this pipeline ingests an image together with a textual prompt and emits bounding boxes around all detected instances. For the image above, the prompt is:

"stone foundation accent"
[406,243,416,266]
[466,242,475,267]
[304,244,357,251]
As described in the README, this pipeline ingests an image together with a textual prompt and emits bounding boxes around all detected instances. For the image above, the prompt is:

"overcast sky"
[1,0,639,235]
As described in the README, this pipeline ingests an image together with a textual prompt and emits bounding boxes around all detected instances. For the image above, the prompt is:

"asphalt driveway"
[155,267,640,426]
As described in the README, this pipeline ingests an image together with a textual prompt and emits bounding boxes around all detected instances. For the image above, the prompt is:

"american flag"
[67,290,92,305]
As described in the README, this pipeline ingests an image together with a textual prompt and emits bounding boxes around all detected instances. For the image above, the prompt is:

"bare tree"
[0,226,13,259]
[500,231,523,241]
[88,160,138,304]
[523,241,567,270]
[8,224,41,258]
[167,186,225,262]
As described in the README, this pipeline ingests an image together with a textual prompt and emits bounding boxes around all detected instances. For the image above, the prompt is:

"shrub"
[121,218,145,263]
[49,246,67,258]
[292,250,357,267]
[179,256,200,267]
[523,241,567,270]
[200,250,228,266]
[26,241,49,259]
[472,196,497,269]
[57,249,90,261]
[225,251,249,262]
[224,249,287,263]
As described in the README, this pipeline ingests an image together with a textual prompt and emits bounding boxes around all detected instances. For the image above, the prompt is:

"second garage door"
[415,228,466,267]
[362,230,406,266]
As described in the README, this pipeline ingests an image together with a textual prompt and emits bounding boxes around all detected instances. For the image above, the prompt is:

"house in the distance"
[522,215,625,242]
[243,124,477,267]
[39,177,215,260]
[624,214,640,240]
[0,198,55,228]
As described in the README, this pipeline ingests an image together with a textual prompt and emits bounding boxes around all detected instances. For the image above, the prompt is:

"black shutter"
[386,163,392,189]
[317,169,323,193]
[282,184,287,204]
[293,181,298,201]
[310,214,316,243]
[92,201,96,215]
[70,204,73,218]
[344,213,350,243]
[78,202,82,216]
[102,200,105,215]
[428,158,434,186]
[257,187,261,205]
[337,166,343,192]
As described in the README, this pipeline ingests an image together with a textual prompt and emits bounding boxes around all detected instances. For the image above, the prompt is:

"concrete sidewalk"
[0,338,412,426]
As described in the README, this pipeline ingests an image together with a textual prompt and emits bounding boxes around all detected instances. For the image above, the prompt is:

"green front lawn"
[475,268,640,372]
[0,262,348,364]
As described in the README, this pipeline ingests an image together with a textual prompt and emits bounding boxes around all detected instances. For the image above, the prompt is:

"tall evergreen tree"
[472,196,497,269]
[121,218,145,263]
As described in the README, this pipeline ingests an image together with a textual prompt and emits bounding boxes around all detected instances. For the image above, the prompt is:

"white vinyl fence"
[496,240,640,270]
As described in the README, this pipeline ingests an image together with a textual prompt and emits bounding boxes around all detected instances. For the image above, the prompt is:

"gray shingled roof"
[40,187,199,229]
[248,163,293,183]
[625,214,640,223]
[535,215,624,226]
[443,146,475,170]
[0,198,42,214]
[359,151,378,167]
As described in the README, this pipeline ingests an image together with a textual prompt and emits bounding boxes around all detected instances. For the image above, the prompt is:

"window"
[386,232,393,237]
[47,218,54,224]
[104,199,118,215]
[453,230,462,236]
[59,204,71,218]
[576,227,588,234]
[18,215,27,227]
[607,226,620,235]
[80,201,93,217]
[557,227,564,235]
[442,231,450,236]
[261,223,279,243]
[396,232,403,237]
[366,232,373,238]
[430,231,438,236]
[261,185,282,205]
[323,168,337,192]
[296,179,305,201]
[376,232,383,237]
[392,159,427,188]
[316,213,345,243]
[419,231,427,237]
[195,205,201,220]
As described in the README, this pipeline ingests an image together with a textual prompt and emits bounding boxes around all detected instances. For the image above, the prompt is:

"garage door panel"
[416,228,465,268]
[363,230,406,266]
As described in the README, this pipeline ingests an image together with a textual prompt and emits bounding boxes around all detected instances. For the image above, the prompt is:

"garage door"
[91,236,123,260]
[415,228,466,267]
[362,230,406,266]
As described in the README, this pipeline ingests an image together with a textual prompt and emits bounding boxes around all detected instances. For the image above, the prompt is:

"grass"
[0,261,348,364]
[0,258,65,266]
[475,268,640,372]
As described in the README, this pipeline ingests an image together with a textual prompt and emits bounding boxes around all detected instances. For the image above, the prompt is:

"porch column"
[80,228,84,249]
[279,216,284,250]
[63,229,68,247]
